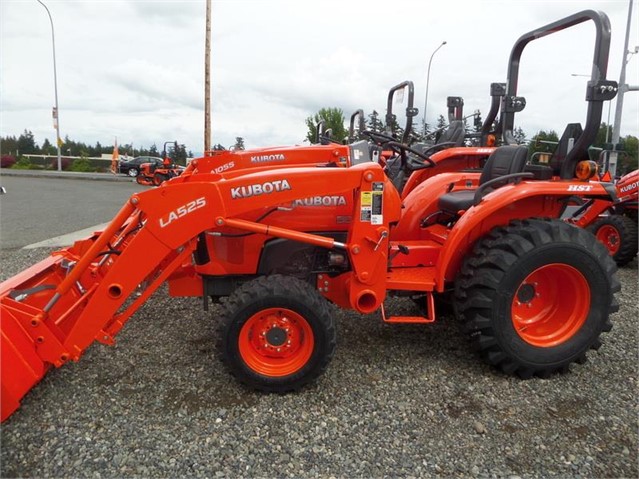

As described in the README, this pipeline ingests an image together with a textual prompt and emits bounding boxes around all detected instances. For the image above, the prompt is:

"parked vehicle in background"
[118,156,163,177]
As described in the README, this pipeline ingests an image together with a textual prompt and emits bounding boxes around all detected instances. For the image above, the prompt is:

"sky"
[1,0,637,157]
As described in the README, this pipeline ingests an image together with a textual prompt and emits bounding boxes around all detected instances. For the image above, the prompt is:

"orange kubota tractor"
[569,167,639,265]
[136,141,185,186]
[0,10,622,421]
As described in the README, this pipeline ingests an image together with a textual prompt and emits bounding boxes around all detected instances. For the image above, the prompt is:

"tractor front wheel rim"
[239,308,314,377]
[511,264,590,347]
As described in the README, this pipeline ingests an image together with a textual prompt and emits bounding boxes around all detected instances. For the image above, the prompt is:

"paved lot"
[0,175,142,249]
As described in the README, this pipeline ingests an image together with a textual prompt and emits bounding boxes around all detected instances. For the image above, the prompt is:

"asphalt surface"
[0,169,133,183]
[0,173,637,478]
[0,173,142,249]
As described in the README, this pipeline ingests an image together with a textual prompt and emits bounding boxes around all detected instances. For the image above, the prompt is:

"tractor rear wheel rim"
[595,224,621,254]
[239,308,314,377]
[511,264,590,347]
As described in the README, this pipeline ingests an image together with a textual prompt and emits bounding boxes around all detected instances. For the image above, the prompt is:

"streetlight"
[36,0,62,171]
[423,41,447,136]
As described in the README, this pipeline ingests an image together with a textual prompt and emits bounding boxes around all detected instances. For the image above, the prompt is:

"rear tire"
[455,219,619,378]
[217,275,336,392]
[589,214,638,266]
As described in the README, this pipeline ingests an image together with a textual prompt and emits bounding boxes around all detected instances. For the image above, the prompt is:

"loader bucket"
[1,251,87,420]
[2,299,48,421]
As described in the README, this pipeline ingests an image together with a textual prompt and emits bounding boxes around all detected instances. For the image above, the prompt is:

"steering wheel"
[385,141,436,168]
[361,130,396,145]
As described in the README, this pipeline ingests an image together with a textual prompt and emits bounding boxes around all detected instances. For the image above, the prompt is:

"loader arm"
[1,162,398,421]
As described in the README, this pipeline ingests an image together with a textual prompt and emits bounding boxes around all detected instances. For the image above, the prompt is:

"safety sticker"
[360,191,371,222]
[360,183,384,224]
[371,182,384,225]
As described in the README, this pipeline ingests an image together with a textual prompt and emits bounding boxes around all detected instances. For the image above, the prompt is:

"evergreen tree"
[513,126,527,145]
[17,130,38,154]
[41,138,55,155]
[174,144,188,164]
[366,110,384,134]
[0,135,18,155]
[384,115,404,140]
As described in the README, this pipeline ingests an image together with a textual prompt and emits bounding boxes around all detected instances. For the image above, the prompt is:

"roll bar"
[480,83,506,146]
[500,10,617,176]
[385,81,419,144]
[349,109,365,142]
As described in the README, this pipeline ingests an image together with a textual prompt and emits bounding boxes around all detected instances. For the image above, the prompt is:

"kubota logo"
[231,179,292,199]
[620,181,638,194]
[250,154,286,163]
[293,195,347,207]
[159,197,206,228]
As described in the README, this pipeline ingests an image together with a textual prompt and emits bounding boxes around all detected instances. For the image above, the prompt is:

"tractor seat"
[438,145,529,213]
[438,120,465,146]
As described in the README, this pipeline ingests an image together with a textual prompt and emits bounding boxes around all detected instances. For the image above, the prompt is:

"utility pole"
[204,0,212,154]
[610,0,638,177]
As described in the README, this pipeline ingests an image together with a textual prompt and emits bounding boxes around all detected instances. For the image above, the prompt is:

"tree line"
[0,130,195,164]
[305,107,527,146]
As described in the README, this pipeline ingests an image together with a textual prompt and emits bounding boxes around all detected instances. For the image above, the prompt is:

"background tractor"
[136,141,185,186]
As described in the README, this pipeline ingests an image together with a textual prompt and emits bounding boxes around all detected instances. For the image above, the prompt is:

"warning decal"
[360,183,384,224]
[371,182,383,225]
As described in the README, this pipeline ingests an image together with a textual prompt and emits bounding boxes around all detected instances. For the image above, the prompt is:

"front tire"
[589,214,638,266]
[153,173,168,186]
[217,275,336,392]
[135,175,147,185]
[455,219,620,378]
[128,168,138,177]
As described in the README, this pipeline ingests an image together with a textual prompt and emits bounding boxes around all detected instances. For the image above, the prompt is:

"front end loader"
[0,10,622,421]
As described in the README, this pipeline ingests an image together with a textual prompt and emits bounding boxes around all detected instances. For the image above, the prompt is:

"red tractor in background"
[136,141,185,186]
[0,10,624,422]
[583,167,638,265]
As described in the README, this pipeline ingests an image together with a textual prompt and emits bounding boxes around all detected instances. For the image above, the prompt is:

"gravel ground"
[0,248,637,478]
